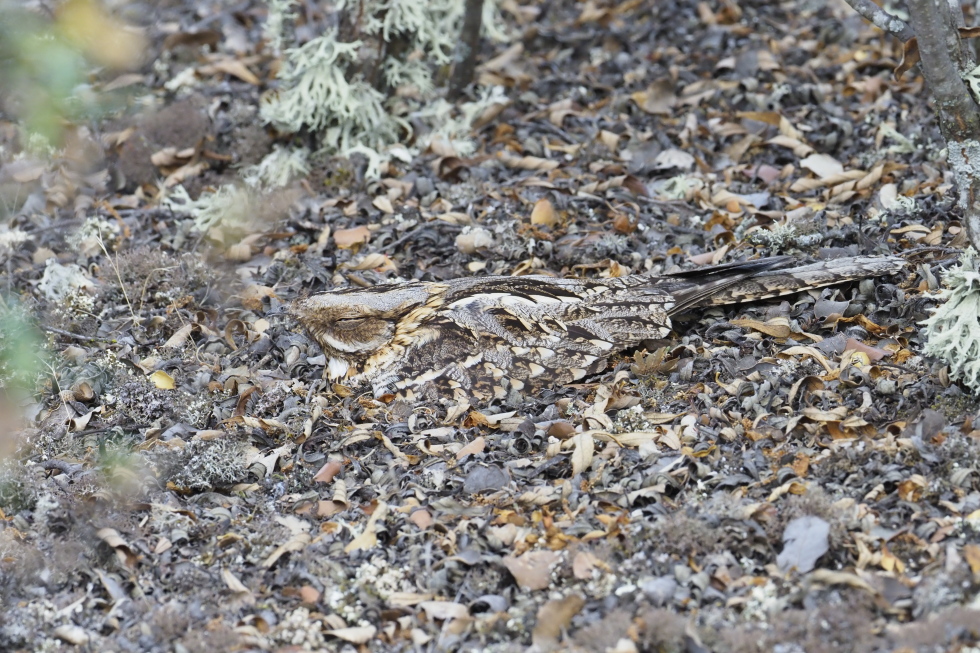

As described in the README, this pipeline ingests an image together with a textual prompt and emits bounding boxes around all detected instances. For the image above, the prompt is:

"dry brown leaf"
[730,317,792,338]
[420,601,469,621]
[497,151,559,171]
[300,585,320,604]
[530,198,558,227]
[97,528,139,568]
[502,550,560,590]
[326,626,376,644]
[313,460,343,484]
[240,284,277,311]
[598,130,621,150]
[163,161,207,187]
[844,338,888,361]
[779,346,834,373]
[572,551,602,579]
[334,226,371,249]
[963,544,980,574]
[344,501,388,553]
[343,253,398,272]
[631,79,677,115]
[205,58,260,85]
[531,593,586,650]
[261,516,312,567]
[456,436,486,462]
[149,370,175,390]
[571,431,594,476]
[410,509,433,530]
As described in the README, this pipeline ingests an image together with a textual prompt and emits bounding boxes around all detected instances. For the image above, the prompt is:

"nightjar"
[291,255,905,401]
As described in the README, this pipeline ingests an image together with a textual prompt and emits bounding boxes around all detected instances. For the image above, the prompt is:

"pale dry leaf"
[261,516,312,567]
[334,226,371,249]
[571,431,594,476]
[654,148,695,170]
[372,195,394,214]
[221,568,250,594]
[730,317,792,338]
[313,459,343,484]
[420,601,469,621]
[456,436,486,462]
[326,626,376,644]
[497,151,559,171]
[344,501,388,553]
[206,58,260,84]
[800,153,844,179]
[530,198,558,227]
[501,550,560,590]
[531,593,586,649]
[97,528,139,568]
[631,80,676,115]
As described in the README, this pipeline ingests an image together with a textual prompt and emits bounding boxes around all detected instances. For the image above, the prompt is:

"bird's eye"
[334,317,366,329]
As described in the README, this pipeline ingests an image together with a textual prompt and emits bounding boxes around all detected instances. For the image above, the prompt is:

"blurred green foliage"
[0,0,144,144]
[0,296,45,394]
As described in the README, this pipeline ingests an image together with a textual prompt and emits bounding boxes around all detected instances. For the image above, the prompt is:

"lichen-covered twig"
[842,0,914,42]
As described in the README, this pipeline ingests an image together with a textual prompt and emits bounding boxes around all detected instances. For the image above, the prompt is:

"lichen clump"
[921,248,980,391]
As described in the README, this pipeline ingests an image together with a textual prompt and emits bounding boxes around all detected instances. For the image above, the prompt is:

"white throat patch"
[327,357,350,379]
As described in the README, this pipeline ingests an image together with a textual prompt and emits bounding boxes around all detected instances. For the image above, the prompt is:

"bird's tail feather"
[667,255,905,314]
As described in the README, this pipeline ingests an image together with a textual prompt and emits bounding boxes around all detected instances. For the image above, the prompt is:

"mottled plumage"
[291,255,905,401]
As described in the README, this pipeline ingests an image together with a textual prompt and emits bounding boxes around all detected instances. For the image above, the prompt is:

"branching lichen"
[921,248,980,391]
[260,0,508,178]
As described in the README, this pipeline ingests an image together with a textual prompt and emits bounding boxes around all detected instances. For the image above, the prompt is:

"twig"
[96,227,138,325]
[41,325,112,342]
[449,0,485,99]
[842,0,915,42]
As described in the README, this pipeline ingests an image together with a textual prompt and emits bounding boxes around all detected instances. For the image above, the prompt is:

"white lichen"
[241,145,310,189]
[37,261,97,302]
[160,184,255,236]
[264,0,297,55]
[921,247,980,392]
[260,0,509,178]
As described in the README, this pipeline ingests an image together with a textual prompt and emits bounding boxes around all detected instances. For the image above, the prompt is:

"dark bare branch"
[448,0,485,100]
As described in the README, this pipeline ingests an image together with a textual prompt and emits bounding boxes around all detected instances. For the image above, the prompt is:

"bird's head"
[290,284,430,381]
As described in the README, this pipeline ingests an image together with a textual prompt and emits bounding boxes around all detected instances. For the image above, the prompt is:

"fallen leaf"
[262,516,312,567]
[420,601,469,621]
[571,431,594,476]
[531,593,586,650]
[326,626,376,644]
[456,436,486,461]
[149,370,175,390]
[344,501,388,553]
[97,528,139,568]
[800,153,844,179]
[502,550,560,590]
[313,460,343,484]
[334,226,371,249]
[530,198,558,227]
[777,515,830,573]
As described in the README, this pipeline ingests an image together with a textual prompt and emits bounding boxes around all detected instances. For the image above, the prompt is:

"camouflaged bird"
[291,255,905,401]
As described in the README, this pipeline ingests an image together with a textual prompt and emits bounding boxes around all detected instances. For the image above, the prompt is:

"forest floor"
[2,0,980,651]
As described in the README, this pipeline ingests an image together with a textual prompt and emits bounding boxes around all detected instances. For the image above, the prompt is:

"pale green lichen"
[241,146,309,189]
[264,0,297,55]
[260,0,509,178]
[746,223,822,252]
[921,248,980,392]
[161,184,254,235]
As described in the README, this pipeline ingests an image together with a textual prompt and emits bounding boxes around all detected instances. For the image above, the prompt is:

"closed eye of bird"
[290,255,906,402]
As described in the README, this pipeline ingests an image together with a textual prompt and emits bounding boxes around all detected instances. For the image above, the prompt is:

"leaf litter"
[0,0,979,651]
